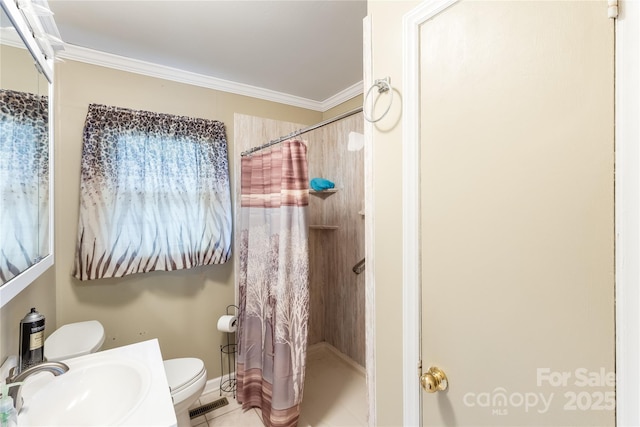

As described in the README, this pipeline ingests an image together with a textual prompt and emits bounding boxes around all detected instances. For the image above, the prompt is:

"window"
[73,104,232,280]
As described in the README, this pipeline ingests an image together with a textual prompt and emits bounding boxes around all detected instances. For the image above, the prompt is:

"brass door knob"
[420,366,448,393]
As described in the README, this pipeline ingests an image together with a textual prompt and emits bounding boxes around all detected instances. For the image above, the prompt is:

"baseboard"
[203,374,234,396]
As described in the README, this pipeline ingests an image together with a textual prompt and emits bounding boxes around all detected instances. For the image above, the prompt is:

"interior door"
[419,1,615,425]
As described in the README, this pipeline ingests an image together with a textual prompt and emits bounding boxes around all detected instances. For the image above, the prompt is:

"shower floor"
[190,343,367,426]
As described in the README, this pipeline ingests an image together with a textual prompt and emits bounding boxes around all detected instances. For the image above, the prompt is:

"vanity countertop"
[103,339,177,427]
[18,339,176,427]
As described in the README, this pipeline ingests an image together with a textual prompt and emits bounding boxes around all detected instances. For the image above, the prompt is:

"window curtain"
[237,140,310,427]
[0,89,49,285]
[73,104,232,280]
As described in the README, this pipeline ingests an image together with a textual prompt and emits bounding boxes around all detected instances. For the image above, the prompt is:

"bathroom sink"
[17,353,152,426]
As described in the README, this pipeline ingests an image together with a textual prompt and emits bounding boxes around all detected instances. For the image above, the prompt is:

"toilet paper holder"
[219,305,238,398]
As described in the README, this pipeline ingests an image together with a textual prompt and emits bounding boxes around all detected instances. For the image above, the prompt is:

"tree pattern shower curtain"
[237,140,310,427]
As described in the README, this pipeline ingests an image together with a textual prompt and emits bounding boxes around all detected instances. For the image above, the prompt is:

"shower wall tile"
[306,114,365,366]
[308,235,326,346]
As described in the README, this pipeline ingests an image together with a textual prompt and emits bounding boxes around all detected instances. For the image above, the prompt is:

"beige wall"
[322,94,363,120]
[51,59,322,380]
[367,1,420,425]
[0,44,48,94]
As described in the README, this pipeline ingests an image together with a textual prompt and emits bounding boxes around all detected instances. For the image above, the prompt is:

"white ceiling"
[48,0,367,107]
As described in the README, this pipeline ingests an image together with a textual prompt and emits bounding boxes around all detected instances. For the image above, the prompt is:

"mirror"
[0,0,54,307]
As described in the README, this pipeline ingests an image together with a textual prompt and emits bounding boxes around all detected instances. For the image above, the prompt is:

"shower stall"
[234,111,366,423]
[303,112,365,366]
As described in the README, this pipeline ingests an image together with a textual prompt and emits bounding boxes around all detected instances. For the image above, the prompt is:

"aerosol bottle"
[18,308,45,372]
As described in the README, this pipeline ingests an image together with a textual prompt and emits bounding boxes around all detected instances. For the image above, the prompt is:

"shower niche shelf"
[310,189,338,199]
[310,188,338,229]
[309,225,339,230]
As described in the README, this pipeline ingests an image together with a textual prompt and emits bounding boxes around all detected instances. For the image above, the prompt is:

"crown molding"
[0,29,25,49]
[321,80,364,111]
[56,43,362,112]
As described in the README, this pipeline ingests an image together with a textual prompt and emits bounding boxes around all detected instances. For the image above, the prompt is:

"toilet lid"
[45,320,106,361]
[163,358,206,393]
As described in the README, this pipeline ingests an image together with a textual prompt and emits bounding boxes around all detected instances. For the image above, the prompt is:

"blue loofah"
[310,178,335,191]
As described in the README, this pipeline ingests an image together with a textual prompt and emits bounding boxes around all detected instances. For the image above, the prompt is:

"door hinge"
[608,0,618,19]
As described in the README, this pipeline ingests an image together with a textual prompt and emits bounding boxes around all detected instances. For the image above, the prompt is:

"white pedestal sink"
[17,339,176,427]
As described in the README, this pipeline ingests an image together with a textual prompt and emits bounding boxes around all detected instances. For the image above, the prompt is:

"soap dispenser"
[0,384,17,427]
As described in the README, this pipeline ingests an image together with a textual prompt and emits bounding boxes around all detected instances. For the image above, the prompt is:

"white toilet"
[45,321,207,427]
[163,357,207,427]
[44,320,106,362]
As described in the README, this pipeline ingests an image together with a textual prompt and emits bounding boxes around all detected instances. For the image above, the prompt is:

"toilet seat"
[45,320,106,362]
[163,358,207,427]
[163,358,206,395]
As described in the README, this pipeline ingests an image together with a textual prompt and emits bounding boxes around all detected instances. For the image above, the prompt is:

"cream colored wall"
[53,59,322,380]
[367,1,420,425]
[0,44,48,94]
[322,94,363,120]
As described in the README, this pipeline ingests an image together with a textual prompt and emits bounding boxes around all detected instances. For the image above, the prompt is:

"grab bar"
[352,258,365,275]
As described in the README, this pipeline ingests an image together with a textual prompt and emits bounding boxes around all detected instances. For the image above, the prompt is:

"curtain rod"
[240,107,363,157]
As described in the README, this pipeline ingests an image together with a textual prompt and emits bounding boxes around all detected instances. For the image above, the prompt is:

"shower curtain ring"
[363,77,393,123]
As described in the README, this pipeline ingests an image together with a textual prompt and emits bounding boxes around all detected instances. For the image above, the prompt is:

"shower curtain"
[237,139,310,427]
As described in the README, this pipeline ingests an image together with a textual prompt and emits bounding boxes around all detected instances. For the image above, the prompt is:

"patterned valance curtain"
[73,104,232,280]
[0,89,49,285]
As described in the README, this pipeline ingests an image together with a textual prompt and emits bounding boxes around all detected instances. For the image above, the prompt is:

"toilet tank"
[44,321,106,361]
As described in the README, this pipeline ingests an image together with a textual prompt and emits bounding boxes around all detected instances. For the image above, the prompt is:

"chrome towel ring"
[363,77,393,123]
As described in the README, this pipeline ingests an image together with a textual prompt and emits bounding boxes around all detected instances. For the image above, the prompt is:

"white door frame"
[363,14,377,427]
[400,1,640,425]
[612,0,640,424]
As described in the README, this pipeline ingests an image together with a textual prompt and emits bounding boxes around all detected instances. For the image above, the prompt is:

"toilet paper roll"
[217,315,237,333]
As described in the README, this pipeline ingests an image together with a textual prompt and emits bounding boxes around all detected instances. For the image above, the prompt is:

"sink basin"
[17,354,151,426]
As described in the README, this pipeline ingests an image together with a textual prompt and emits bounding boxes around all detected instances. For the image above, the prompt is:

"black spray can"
[19,308,45,372]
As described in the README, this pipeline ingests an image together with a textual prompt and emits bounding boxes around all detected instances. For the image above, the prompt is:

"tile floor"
[190,345,367,427]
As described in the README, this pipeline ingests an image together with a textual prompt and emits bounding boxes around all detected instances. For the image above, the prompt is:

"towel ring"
[363,77,393,123]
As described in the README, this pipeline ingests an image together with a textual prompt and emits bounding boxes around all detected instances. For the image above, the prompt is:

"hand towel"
[310,178,335,191]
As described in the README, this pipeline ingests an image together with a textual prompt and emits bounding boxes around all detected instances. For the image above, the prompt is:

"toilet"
[163,357,207,427]
[44,321,207,427]
[44,320,106,362]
